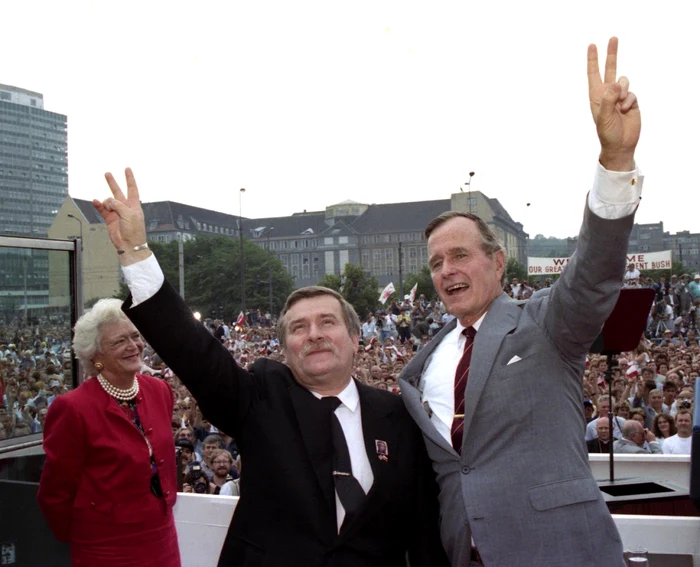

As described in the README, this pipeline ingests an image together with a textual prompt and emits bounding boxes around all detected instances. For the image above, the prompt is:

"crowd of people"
[1,271,695,458]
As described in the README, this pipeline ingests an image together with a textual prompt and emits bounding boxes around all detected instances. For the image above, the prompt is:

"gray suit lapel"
[462,294,522,441]
[399,319,457,454]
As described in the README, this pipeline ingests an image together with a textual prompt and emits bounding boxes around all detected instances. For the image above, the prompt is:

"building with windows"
[0,83,68,237]
[0,84,68,311]
[136,190,529,289]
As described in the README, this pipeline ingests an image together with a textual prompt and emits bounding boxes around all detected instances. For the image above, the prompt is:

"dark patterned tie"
[319,396,366,525]
[451,327,476,452]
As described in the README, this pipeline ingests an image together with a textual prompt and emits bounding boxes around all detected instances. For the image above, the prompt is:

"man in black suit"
[94,170,448,567]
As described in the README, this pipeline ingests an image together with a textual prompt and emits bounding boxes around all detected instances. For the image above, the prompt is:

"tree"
[403,266,438,301]
[505,257,528,283]
[319,263,380,319]
[130,236,294,321]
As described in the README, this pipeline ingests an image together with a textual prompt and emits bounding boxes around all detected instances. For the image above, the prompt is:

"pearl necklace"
[97,373,139,401]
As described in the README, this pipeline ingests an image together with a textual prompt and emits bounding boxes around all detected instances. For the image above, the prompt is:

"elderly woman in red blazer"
[37,298,180,567]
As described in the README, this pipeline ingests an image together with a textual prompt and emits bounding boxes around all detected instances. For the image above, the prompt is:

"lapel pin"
[375,439,389,462]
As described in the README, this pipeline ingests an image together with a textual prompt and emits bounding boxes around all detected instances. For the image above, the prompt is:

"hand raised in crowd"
[93,168,151,266]
[587,37,641,171]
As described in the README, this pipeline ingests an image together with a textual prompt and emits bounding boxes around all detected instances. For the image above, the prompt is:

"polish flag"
[236,312,246,327]
[625,365,639,381]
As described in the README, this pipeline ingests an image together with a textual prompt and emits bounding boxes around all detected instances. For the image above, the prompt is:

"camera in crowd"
[189,463,208,493]
[186,462,210,494]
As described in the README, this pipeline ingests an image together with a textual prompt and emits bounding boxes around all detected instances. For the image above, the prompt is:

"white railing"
[175,456,700,567]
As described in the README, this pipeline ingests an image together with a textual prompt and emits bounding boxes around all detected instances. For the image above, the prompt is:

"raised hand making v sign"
[588,36,641,172]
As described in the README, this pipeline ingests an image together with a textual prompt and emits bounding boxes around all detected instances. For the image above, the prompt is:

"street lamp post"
[465,171,475,214]
[67,213,84,251]
[239,188,246,312]
[266,226,274,316]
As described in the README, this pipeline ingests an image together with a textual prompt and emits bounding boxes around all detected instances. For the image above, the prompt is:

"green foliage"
[505,257,528,282]
[318,263,380,319]
[403,266,438,301]
[148,236,294,320]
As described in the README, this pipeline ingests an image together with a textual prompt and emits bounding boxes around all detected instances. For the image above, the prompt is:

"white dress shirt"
[312,380,374,532]
[420,314,486,445]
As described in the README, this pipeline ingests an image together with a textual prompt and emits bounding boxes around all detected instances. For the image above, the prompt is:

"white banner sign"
[527,250,672,276]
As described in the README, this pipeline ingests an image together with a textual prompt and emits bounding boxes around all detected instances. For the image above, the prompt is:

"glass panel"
[0,247,74,444]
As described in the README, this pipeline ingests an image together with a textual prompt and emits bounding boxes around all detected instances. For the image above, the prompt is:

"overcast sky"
[3,1,697,238]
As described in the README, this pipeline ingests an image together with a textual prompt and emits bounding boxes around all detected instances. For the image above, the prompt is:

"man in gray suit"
[399,37,641,566]
[614,420,663,454]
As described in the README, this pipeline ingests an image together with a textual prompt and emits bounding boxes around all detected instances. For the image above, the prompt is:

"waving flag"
[409,283,418,304]
[379,282,395,305]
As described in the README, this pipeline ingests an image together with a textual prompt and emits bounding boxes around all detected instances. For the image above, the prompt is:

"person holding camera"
[613,420,663,454]
[182,461,217,495]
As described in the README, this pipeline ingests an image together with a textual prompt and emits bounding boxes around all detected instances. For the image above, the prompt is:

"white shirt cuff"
[121,254,165,307]
[588,161,643,219]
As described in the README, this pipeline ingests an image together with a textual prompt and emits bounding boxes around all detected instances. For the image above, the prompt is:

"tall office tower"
[0,83,68,236]
[0,84,68,318]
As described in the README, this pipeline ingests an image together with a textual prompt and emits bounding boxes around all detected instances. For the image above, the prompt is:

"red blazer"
[37,374,178,542]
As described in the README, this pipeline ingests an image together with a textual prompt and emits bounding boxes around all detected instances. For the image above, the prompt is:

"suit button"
[146,428,153,435]
[158,459,164,466]
[461,466,471,475]
[166,491,171,497]
[90,502,96,507]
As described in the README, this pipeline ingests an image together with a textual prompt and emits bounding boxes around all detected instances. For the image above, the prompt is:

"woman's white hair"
[73,298,130,376]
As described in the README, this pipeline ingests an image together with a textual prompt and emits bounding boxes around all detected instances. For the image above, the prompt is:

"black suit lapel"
[288,383,337,516]
[337,381,396,540]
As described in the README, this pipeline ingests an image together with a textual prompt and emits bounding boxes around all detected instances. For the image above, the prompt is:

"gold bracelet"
[117,243,150,255]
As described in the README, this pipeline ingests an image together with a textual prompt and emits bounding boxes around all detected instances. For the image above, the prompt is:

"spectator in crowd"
[361,314,376,343]
[182,461,217,495]
[614,400,631,420]
[623,262,641,287]
[396,307,412,345]
[614,420,663,454]
[651,413,677,446]
[200,434,226,479]
[628,408,647,424]
[208,449,239,495]
[176,438,196,472]
[583,399,595,423]
[586,395,625,441]
[587,417,616,453]
[662,410,693,454]
[662,380,678,409]
[94,169,448,567]
[37,298,180,567]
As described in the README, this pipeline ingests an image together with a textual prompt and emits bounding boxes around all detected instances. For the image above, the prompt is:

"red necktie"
[451,327,476,452]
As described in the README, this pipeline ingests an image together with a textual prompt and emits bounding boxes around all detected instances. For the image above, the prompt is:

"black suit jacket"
[125,281,447,567]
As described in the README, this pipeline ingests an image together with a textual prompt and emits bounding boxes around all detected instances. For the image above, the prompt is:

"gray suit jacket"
[399,204,631,567]
[613,438,663,454]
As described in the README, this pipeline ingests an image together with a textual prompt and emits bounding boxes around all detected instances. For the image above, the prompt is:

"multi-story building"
[0,84,68,313]
[135,189,529,291]
[0,83,68,237]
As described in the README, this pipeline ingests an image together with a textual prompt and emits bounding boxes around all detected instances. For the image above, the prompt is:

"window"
[324,237,334,245]
[362,249,370,267]
[339,236,348,244]
[0,91,10,101]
